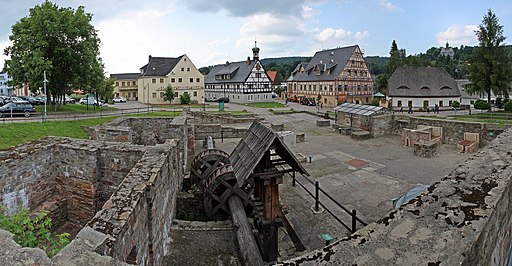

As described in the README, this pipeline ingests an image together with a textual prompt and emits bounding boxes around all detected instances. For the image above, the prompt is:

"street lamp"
[43,71,48,121]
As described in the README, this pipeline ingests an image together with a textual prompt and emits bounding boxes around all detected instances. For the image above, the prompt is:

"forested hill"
[260,57,311,83]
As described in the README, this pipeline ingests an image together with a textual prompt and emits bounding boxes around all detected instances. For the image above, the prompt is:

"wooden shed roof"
[230,121,309,185]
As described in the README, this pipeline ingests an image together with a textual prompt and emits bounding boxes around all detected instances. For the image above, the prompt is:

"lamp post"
[43,71,48,121]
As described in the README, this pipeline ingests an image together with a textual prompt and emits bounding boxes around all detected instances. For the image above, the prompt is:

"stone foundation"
[413,141,437,157]
[316,120,330,127]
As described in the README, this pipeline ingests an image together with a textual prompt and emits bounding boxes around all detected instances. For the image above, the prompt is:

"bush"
[474,99,489,110]
[505,101,512,112]
[179,92,191,104]
[451,101,460,108]
[191,99,198,104]
[370,98,380,106]
[0,206,70,257]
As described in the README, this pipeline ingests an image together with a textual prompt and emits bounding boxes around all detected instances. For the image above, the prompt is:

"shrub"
[370,98,380,106]
[474,99,489,110]
[451,101,460,108]
[505,101,512,112]
[0,206,70,257]
[179,92,191,104]
[495,97,504,109]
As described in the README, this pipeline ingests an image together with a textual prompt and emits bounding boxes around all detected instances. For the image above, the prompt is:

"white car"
[112,96,127,103]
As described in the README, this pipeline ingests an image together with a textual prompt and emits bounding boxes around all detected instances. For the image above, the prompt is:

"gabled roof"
[267,70,278,83]
[110,73,140,80]
[230,121,309,185]
[290,45,358,82]
[388,66,461,97]
[140,55,183,77]
[205,60,259,84]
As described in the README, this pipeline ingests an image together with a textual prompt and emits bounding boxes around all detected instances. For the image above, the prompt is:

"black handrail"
[291,172,367,233]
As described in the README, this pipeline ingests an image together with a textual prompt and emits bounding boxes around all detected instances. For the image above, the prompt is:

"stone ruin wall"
[0,137,183,265]
[370,114,508,145]
[283,127,512,265]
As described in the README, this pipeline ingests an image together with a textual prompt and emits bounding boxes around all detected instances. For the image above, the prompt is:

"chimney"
[226,61,230,65]
[148,55,152,62]
[247,56,251,64]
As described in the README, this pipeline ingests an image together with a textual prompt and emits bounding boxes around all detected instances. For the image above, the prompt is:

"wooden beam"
[277,206,306,252]
[228,196,264,266]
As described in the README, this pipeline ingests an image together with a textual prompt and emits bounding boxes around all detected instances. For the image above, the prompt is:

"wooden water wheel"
[202,164,253,219]
[190,149,230,187]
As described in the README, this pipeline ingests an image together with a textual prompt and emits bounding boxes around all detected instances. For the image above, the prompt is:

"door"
[423,100,429,110]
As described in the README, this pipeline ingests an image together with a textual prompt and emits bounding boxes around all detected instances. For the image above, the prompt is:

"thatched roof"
[388,66,460,97]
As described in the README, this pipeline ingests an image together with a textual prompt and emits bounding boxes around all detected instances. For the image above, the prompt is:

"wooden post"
[228,196,264,266]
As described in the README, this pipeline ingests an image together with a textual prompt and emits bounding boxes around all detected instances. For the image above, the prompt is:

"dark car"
[217,97,229,103]
[20,96,40,105]
[0,101,36,117]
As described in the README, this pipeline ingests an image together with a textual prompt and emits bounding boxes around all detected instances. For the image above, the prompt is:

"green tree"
[180,92,191,104]
[451,101,460,108]
[468,9,512,111]
[163,84,175,104]
[3,1,103,110]
[504,100,512,112]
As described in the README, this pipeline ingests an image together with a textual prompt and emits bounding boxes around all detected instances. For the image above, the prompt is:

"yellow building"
[111,73,139,101]
[138,55,204,105]
[287,45,374,108]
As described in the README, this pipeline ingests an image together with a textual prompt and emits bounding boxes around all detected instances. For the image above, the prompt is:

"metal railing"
[291,171,367,234]
[0,106,155,124]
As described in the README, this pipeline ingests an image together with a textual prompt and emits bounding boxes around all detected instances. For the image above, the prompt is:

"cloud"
[436,25,478,47]
[313,27,369,44]
[184,0,304,17]
[0,39,13,70]
[380,0,403,12]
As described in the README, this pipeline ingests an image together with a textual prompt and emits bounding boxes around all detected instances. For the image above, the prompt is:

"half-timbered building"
[287,45,374,107]
[204,43,272,103]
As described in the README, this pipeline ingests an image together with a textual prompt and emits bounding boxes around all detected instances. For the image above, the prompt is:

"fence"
[291,171,367,234]
[0,106,156,124]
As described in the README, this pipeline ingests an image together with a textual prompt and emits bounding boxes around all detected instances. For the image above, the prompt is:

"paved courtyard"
[211,109,470,259]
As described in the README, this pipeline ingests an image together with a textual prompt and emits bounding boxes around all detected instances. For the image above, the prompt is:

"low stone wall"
[283,127,512,265]
[192,111,261,125]
[194,124,250,140]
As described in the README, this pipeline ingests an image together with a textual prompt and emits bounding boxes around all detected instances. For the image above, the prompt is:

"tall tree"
[3,1,103,109]
[163,84,175,104]
[468,9,512,111]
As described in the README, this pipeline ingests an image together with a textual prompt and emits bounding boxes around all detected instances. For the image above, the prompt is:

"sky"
[0,0,511,75]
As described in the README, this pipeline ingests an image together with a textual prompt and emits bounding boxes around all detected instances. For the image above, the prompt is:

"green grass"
[0,117,116,149]
[35,104,116,113]
[243,102,286,108]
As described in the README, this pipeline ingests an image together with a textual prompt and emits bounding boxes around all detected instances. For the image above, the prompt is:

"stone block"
[351,130,372,141]
[413,140,437,157]
[316,120,331,127]
[271,123,284,131]
[296,133,306,143]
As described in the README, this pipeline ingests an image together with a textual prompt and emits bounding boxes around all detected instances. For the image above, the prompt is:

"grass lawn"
[0,117,116,149]
[243,102,286,108]
[35,104,116,113]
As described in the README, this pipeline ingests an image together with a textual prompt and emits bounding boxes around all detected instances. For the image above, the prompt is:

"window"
[116,82,119,86]
[174,92,178,97]
[122,81,125,87]
[408,101,412,107]
[255,73,261,78]
[190,78,193,82]
[152,79,156,83]
[193,91,197,96]
[439,101,443,107]
[160,92,164,98]
[449,100,453,106]
[470,100,475,104]
[397,100,402,107]
[187,67,190,71]
[344,85,348,91]
[313,85,316,91]
[196,78,200,82]
[159,78,164,83]
[171,78,175,82]
[181,67,184,71]
[309,85,312,91]
[329,85,333,91]
[178,78,182,82]
[152,92,156,98]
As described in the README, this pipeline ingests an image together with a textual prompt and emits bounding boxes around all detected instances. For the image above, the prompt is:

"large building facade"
[204,43,272,103]
[111,73,139,101]
[137,54,204,105]
[387,66,461,111]
[287,45,374,107]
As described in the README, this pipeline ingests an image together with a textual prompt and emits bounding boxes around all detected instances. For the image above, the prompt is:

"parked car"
[20,96,40,105]
[65,96,75,104]
[79,97,103,106]
[205,97,217,102]
[299,97,316,106]
[0,101,36,117]
[112,96,127,103]
[217,97,229,103]
[287,96,299,103]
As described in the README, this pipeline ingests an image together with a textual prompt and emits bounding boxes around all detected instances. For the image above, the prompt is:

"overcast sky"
[0,0,511,75]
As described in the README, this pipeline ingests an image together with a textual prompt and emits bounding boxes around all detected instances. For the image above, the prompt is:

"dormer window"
[420,86,430,90]
[440,86,452,90]
[397,86,410,90]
